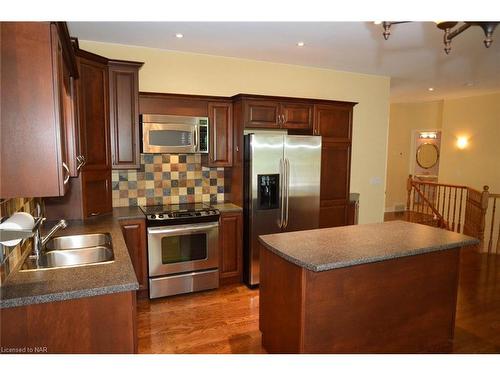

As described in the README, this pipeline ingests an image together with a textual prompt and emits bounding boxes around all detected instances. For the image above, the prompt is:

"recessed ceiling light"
[297,41,305,47]
[428,87,435,92]
[465,82,474,87]
[175,33,184,39]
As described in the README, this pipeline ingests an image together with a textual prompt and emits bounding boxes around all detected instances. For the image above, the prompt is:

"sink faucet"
[33,219,68,258]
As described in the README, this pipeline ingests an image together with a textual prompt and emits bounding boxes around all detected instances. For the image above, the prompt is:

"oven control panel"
[146,210,220,222]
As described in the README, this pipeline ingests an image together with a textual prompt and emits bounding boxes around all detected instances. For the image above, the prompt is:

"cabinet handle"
[235,146,239,152]
[62,162,70,185]
[89,212,101,217]
[76,155,86,171]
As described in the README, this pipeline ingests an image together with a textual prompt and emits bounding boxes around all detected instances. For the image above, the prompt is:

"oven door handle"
[147,222,219,235]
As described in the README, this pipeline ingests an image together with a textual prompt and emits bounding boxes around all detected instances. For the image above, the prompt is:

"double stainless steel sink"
[21,233,115,271]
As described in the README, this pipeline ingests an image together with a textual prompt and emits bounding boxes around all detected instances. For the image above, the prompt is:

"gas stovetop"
[140,203,220,225]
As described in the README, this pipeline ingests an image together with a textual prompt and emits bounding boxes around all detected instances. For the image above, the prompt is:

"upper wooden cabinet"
[313,103,353,140]
[76,52,111,171]
[208,101,233,167]
[109,60,143,169]
[242,97,313,132]
[0,22,78,198]
[280,102,313,131]
[243,100,280,128]
[74,48,113,218]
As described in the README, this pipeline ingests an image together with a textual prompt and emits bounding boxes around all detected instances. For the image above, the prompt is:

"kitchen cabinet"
[1,291,136,353]
[76,49,113,217]
[81,170,112,218]
[243,100,280,128]
[314,103,355,228]
[0,22,78,198]
[279,102,313,131]
[313,103,352,140]
[77,52,111,171]
[109,60,143,169]
[120,218,148,296]
[242,97,313,132]
[219,212,243,284]
[207,101,233,167]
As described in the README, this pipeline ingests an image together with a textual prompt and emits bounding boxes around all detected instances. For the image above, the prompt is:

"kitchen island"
[258,221,479,353]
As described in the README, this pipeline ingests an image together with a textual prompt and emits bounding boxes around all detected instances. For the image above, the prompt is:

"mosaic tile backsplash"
[112,154,225,207]
[0,197,42,284]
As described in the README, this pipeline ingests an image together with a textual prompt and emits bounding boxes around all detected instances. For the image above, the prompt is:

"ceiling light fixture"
[297,41,305,47]
[379,21,499,54]
[428,87,435,91]
[175,33,184,39]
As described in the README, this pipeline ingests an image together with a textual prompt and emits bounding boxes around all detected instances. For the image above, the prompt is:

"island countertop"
[258,220,479,272]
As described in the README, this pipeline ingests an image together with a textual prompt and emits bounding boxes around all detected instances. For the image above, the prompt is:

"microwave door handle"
[193,125,198,152]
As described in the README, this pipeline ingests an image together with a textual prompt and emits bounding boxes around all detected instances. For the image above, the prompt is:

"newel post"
[478,185,490,250]
[406,174,413,211]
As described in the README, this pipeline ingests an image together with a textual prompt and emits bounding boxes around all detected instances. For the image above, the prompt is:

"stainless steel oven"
[141,114,209,154]
[144,204,220,299]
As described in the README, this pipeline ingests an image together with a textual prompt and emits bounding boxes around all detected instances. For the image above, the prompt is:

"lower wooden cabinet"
[119,218,148,296]
[0,291,137,353]
[219,212,243,284]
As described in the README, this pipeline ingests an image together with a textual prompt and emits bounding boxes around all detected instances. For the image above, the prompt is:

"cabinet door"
[280,102,313,132]
[313,104,353,141]
[319,142,351,227]
[51,24,70,195]
[208,101,233,167]
[109,62,142,169]
[320,204,348,228]
[243,100,280,128]
[81,170,112,218]
[77,56,110,171]
[120,219,148,292]
[219,212,243,283]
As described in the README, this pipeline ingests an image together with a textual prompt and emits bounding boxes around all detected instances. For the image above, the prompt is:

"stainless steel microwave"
[141,114,209,154]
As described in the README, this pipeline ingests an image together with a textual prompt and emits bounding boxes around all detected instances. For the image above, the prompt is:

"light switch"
[370,176,382,185]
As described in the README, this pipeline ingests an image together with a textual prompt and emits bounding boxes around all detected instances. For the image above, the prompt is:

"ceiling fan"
[379,21,499,54]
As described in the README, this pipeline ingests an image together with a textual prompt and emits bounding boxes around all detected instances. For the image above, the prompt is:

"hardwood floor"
[137,251,500,354]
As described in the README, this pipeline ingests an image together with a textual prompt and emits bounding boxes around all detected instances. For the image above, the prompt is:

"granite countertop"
[0,206,144,309]
[211,202,243,213]
[259,220,480,272]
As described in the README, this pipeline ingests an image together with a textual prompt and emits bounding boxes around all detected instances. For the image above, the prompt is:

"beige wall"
[80,40,391,224]
[439,92,500,192]
[385,101,443,211]
[386,92,500,213]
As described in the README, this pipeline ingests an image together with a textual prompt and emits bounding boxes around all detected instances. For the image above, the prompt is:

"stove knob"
[149,215,156,220]
[158,214,164,218]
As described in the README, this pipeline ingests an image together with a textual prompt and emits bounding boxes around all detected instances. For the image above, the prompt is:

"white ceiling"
[68,22,500,102]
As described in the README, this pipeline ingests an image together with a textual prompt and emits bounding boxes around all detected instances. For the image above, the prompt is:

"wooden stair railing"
[409,182,447,229]
[406,175,493,252]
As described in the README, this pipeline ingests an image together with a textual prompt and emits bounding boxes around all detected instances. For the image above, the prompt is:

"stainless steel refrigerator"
[243,131,322,287]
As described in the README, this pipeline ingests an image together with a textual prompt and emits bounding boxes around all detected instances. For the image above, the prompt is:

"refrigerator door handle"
[279,158,285,229]
[284,158,290,229]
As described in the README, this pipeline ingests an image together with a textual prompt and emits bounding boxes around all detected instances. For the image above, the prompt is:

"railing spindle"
[436,185,441,219]
[452,187,457,232]
[457,188,464,233]
[447,186,452,225]
[488,197,497,254]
